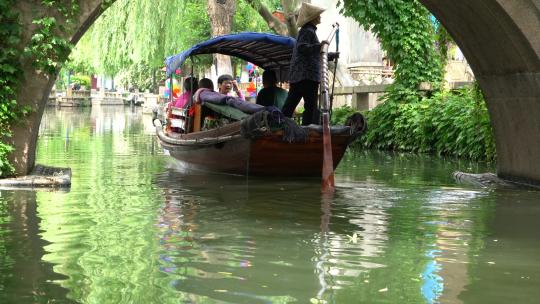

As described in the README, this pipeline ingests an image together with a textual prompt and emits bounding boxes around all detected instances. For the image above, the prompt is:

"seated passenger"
[193,78,215,110]
[256,70,288,110]
[193,78,215,101]
[174,77,198,108]
[218,74,245,101]
[199,78,214,91]
[194,78,263,114]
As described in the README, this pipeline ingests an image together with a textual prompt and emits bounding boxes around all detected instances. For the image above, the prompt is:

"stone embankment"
[0,165,71,189]
[453,171,540,190]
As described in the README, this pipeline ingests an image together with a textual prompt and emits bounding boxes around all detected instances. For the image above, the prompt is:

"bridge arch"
[420,0,540,184]
[9,0,540,184]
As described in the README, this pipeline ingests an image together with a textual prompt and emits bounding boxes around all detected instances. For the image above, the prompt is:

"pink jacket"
[173,91,192,108]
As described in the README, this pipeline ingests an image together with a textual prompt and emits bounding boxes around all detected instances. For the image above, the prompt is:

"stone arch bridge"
[8,0,540,185]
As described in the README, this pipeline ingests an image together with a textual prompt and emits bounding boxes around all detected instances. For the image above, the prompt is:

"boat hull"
[156,120,355,176]
[248,133,350,176]
[161,136,252,175]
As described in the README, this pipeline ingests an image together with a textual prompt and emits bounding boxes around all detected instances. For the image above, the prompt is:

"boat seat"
[168,106,188,132]
[203,102,249,121]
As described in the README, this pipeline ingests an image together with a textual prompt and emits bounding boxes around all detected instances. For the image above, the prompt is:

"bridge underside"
[420,0,540,184]
[8,0,540,185]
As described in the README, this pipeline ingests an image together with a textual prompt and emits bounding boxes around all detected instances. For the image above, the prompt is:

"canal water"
[1,106,539,304]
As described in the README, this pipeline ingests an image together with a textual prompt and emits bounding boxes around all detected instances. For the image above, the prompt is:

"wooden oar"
[320,23,339,193]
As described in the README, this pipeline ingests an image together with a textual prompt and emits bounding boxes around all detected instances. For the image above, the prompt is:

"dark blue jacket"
[288,24,321,84]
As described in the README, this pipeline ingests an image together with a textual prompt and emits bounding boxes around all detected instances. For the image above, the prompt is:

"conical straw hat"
[296,2,325,28]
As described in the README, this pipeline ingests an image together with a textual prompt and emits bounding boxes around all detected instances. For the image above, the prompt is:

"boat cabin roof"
[165,32,296,81]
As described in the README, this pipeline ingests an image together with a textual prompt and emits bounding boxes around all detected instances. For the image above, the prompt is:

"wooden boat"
[154,32,366,176]
[154,117,363,176]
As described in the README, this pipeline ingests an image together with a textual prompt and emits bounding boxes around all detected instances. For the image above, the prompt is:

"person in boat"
[281,2,326,126]
[194,78,263,115]
[198,78,214,91]
[193,78,218,105]
[256,70,288,110]
[173,76,198,108]
[217,74,245,101]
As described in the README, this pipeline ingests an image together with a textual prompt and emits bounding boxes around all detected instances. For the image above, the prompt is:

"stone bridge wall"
[420,0,540,183]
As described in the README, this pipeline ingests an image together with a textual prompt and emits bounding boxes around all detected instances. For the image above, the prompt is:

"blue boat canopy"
[165,32,296,81]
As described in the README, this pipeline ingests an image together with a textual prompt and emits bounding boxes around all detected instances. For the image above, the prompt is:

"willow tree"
[67,0,271,88]
[78,0,210,79]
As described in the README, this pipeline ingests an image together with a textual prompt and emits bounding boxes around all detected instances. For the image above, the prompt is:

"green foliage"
[41,0,80,20]
[73,0,212,77]
[67,0,274,90]
[64,31,96,75]
[338,0,444,94]
[23,16,72,74]
[333,1,495,161]
[434,20,453,67]
[234,0,271,33]
[24,0,82,75]
[70,75,91,88]
[118,63,160,92]
[354,84,496,161]
[0,0,23,176]
[0,142,15,177]
[331,105,357,125]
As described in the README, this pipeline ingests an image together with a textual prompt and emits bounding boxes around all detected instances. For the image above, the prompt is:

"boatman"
[281,2,326,126]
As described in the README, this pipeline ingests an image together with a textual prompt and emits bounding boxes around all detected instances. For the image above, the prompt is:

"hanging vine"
[336,0,495,161]
[338,0,444,92]
[0,0,24,176]
[24,1,83,74]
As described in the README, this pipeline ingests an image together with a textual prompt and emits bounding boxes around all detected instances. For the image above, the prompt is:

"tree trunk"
[245,0,288,35]
[152,69,157,93]
[7,74,52,176]
[245,0,301,37]
[207,0,237,76]
[281,0,302,37]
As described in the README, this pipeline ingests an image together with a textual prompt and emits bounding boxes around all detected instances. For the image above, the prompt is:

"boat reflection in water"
[154,167,327,303]
[153,164,394,303]
[153,155,539,304]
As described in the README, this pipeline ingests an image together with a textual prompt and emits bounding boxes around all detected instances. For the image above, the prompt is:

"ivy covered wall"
[1,0,26,175]
[0,0,109,177]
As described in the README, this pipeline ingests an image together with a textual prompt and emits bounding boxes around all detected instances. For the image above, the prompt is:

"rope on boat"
[154,119,242,146]
[153,110,367,148]
[240,109,307,143]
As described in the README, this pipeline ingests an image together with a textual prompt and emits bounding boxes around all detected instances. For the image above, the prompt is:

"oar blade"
[321,113,335,193]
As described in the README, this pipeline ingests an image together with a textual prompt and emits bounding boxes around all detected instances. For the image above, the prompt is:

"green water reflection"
[1,106,539,303]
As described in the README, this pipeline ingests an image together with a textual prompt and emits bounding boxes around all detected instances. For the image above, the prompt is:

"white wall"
[312,0,384,67]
